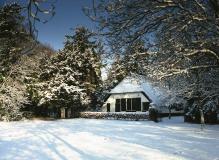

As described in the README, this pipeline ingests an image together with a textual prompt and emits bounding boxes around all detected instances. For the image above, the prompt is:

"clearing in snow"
[0,117,219,160]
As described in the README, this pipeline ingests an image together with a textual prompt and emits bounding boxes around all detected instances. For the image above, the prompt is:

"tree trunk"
[200,108,205,130]
[168,107,171,119]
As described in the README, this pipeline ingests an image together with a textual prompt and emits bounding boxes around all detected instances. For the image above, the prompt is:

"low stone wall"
[79,112,149,121]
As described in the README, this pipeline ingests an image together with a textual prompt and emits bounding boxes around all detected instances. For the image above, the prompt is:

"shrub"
[149,107,159,122]
[184,100,218,124]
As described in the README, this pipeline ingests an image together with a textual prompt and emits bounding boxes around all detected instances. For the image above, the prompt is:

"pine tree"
[0,3,30,121]
[63,27,102,109]
[0,1,57,120]
[29,27,102,115]
[0,3,28,78]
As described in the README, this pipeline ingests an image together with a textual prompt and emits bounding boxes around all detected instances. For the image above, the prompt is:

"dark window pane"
[142,102,150,111]
[115,99,120,112]
[136,98,141,111]
[127,98,132,111]
[132,98,141,111]
[132,99,136,111]
[121,98,126,111]
[107,103,110,112]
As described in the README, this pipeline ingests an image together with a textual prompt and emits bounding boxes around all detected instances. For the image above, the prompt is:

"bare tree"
[85,0,219,123]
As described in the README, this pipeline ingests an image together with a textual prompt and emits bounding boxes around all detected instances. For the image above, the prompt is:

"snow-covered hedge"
[79,112,149,121]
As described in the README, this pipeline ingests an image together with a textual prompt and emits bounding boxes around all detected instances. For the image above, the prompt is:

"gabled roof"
[110,75,169,105]
[110,78,144,94]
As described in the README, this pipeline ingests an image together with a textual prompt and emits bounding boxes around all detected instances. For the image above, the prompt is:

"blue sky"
[35,0,95,50]
[0,0,95,50]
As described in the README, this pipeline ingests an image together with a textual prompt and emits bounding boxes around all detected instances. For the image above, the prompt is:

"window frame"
[115,97,143,112]
[126,98,132,111]
[121,98,126,111]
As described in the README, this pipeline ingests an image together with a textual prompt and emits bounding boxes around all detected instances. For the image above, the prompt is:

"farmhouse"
[102,75,168,112]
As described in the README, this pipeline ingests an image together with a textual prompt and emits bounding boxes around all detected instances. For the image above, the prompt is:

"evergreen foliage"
[0,3,29,121]
[0,3,28,76]
[29,27,102,114]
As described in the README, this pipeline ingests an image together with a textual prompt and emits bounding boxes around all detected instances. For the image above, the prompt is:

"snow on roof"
[110,75,169,106]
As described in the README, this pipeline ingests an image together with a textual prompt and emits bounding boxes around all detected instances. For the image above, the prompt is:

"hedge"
[78,112,149,121]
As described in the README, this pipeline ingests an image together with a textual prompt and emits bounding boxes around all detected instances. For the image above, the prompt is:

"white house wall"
[102,92,150,112]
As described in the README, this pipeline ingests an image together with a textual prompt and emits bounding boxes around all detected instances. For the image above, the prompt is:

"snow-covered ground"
[0,117,219,160]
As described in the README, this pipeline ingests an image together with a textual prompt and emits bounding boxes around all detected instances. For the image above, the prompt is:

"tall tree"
[0,1,56,120]
[85,0,219,123]
[0,3,30,121]
[0,3,29,78]
[29,27,102,115]
[64,27,102,108]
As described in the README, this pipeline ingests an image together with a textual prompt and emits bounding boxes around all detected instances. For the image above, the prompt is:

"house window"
[107,103,110,112]
[115,98,142,112]
[115,99,121,112]
[127,98,132,111]
[142,102,150,112]
[132,98,141,111]
[121,98,126,111]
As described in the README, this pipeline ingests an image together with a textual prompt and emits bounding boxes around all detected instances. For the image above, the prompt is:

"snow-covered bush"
[30,81,90,109]
[28,69,91,114]
[0,80,28,121]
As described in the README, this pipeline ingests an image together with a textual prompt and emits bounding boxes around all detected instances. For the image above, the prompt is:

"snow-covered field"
[0,117,219,160]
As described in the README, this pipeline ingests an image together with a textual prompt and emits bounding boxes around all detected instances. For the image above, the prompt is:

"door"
[142,102,150,111]
[107,103,110,112]
[115,99,121,112]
